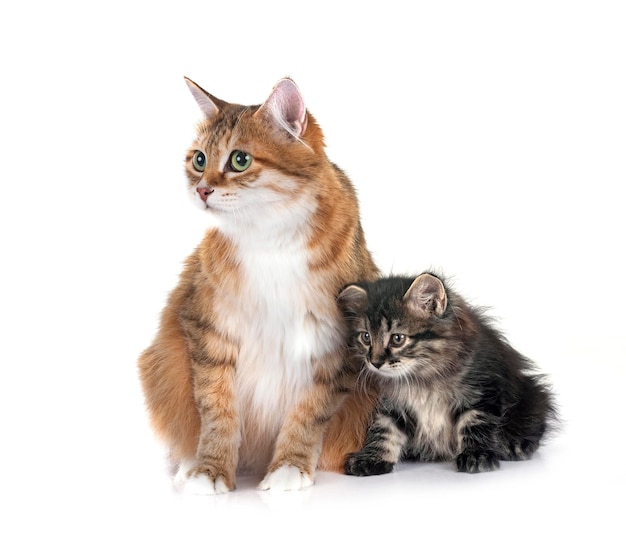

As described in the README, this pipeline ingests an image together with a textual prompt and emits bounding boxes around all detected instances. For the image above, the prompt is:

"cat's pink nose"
[196,186,214,203]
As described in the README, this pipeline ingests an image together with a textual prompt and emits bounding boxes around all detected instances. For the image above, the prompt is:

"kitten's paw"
[345,451,395,476]
[507,439,540,461]
[456,450,500,473]
[173,463,233,495]
[258,465,314,492]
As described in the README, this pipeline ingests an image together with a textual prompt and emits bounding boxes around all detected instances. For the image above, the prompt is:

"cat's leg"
[500,380,554,461]
[344,403,410,476]
[500,411,547,461]
[174,327,241,495]
[455,410,501,473]
[259,350,348,491]
[174,458,229,495]
[502,438,541,461]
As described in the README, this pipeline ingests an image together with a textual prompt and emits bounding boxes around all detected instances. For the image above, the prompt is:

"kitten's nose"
[371,357,385,369]
[196,186,214,202]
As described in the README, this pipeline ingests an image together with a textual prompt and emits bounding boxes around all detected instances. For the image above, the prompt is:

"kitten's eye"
[390,334,406,347]
[360,332,371,345]
[192,150,206,172]
[229,150,252,172]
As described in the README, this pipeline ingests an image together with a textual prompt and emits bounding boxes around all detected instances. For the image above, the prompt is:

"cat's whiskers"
[231,203,248,228]
[354,368,368,394]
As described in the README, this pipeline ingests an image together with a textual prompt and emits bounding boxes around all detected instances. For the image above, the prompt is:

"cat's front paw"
[456,450,500,473]
[258,465,314,492]
[345,451,395,476]
[174,463,234,495]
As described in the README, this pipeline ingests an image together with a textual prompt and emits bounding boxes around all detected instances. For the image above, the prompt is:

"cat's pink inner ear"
[259,78,308,138]
[404,274,448,318]
[185,77,220,119]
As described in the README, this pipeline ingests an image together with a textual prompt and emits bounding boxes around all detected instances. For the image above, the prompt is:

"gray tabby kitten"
[338,273,557,475]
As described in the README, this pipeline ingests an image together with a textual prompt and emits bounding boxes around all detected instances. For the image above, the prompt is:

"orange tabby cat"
[138,77,379,494]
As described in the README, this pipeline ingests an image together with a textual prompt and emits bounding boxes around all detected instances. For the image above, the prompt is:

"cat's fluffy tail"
[318,389,378,472]
[138,334,200,463]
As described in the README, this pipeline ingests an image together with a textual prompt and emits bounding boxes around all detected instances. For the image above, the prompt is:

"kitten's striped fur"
[339,273,557,476]
[138,78,379,493]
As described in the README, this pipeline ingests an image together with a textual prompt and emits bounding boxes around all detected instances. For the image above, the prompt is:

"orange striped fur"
[138,78,379,492]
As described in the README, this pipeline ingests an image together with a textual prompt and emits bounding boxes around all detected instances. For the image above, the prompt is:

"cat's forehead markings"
[380,317,390,333]
[198,112,239,145]
[390,319,404,333]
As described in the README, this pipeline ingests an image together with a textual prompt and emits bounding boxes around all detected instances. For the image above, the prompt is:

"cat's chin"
[194,202,232,220]
[195,199,222,213]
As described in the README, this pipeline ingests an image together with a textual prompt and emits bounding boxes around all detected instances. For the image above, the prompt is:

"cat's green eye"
[192,150,206,172]
[229,150,252,172]
[360,332,371,345]
[390,334,406,347]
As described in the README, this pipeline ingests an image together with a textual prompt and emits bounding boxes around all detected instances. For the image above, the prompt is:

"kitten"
[137,78,379,494]
[338,273,557,475]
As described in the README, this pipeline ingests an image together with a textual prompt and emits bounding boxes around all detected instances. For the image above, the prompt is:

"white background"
[1,1,624,537]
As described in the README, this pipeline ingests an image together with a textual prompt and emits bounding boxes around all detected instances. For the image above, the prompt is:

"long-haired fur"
[339,272,558,475]
[138,78,379,493]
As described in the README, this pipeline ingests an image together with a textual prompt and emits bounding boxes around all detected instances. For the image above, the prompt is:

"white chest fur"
[403,387,457,460]
[214,223,342,471]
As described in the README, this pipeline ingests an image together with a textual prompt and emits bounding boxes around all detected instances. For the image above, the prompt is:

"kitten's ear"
[256,78,308,138]
[403,274,448,318]
[184,77,225,119]
[338,285,368,313]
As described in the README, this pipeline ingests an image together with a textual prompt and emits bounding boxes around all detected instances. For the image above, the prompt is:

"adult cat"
[138,77,379,494]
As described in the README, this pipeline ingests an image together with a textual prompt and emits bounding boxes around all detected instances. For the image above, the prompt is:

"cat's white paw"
[258,465,314,492]
[173,461,231,495]
[173,460,193,489]
[182,473,230,495]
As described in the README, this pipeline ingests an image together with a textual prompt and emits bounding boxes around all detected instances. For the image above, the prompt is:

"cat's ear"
[403,274,448,318]
[338,285,368,313]
[256,78,308,139]
[184,77,225,119]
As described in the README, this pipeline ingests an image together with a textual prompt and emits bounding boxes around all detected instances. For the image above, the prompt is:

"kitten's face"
[340,274,465,385]
[184,78,323,227]
[350,313,448,382]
